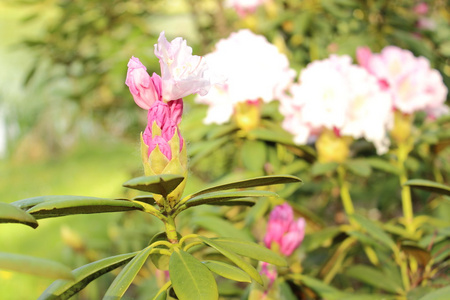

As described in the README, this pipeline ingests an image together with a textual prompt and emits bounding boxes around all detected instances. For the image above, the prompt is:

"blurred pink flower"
[196,29,295,124]
[356,46,448,117]
[414,2,428,15]
[280,55,393,154]
[125,57,162,109]
[154,32,214,101]
[264,203,305,256]
[143,99,184,160]
[225,0,266,17]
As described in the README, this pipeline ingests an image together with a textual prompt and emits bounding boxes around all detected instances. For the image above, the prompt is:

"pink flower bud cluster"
[356,46,448,118]
[196,29,295,125]
[225,0,267,17]
[126,32,216,159]
[264,203,306,256]
[280,55,393,154]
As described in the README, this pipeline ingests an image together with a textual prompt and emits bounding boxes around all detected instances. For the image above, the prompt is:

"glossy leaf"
[350,214,396,250]
[123,174,185,197]
[11,195,58,210]
[403,179,450,196]
[418,285,450,300]
[26,197,144,219]
[188,175,302,199]
[169,249,218,300]
[185,190,277,208]
[38,252,137,300]
[203,260,251,283]
[212,237,287,267]
[206,198,256,207]
[0,202,38,229]
[198,236,263,284]
[103,246,153,299]
[0,252,73,280]
[345,265,403,294]
[193,215,253,241]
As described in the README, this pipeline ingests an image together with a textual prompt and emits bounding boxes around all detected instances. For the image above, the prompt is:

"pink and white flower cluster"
[126,32,215,159]
[264,203,306,256]
[280,55,393,154]
[196,29,295,125]
[357,46,448,118]
[225,0,267,17]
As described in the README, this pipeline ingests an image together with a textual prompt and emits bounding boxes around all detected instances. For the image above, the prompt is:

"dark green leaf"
[344,159,372,177]
[132,195,156,205]
[345,265,403,294]
[206,198,256,207]
[199,236,263,285]
[123,175,185,197]
[403,179,450,196]
[169,249,218,300]
[350,214,396,250]
[311,162,339,176]
[418,285,450,300]
[213,237,287,267]
[103,246,153,299]
[185,190,277,208]
[0,252,73,280]
[26,197,144,219]
[203,260,251,282]
[241,139,267,172]
[0,202,38,228]
[366,157,400,175]
[38,252,137,300]
[193,215,253,241]
[188,175,302,199]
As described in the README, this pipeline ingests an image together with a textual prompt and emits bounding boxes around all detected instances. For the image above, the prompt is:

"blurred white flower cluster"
[196,29,295,125]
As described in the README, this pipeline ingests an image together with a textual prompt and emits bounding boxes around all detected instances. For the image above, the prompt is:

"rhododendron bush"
[2,0,450,299]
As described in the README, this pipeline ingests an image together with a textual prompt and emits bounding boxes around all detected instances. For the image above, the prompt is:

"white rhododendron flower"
[196,29,295,124]
[225,0,267,17]
[357,46,448,118]
[154,32,214,101]
[280,55,393,154]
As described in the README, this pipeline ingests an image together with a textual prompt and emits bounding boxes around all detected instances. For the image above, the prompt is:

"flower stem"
[337,165,355,216]
[165,216,179,244]
[397,142,414,234]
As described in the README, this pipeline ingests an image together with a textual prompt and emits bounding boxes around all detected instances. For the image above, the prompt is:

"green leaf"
[198,236,263,285]
[11,195,57,210]
[185,190,277,208]
[403,179,450,196]
[241,139,267,172]
[301,227,341,252]
[188,175,302,199]
[0,252,73,280]
[169,249,218,300]
[103,246,153,299]
[345,265,403,294]
[206,198,256,207]
[123,174,185,197]
[202,260,251,283]
[26,197,144,219]
[212,237,287,267]
[350,214,396,250]
[418,285,450,300]
[0,202,38,229]
[193,215,253,241]
[149,232,181,271]
[38,252,137,300]
[344,159,372,177]
[311,162,339,176]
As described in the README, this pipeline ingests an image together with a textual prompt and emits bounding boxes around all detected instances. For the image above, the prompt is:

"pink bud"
[126,57,161,109]
[264,203,306,256]
[414,2,428,15]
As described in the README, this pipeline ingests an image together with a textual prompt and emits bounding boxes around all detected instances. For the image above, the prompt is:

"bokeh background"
[1,0,449,299]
